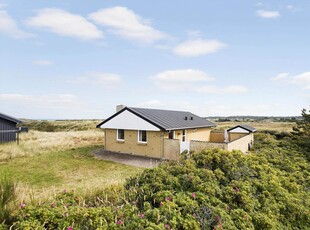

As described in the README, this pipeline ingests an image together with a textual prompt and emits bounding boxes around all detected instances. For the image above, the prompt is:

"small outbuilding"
[0,112,22,143]
[227,124,257,150]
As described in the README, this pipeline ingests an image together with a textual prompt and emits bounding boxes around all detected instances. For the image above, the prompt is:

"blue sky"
[0,0,309,119]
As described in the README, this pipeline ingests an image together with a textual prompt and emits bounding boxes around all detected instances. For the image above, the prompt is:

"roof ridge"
[128,107,190,113]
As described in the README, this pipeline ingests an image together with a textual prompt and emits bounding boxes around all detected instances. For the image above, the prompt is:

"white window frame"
[116,129,125,141]
[138,130,147,143]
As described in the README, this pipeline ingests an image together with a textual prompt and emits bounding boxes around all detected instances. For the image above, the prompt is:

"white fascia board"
[228,127,250,133]
[99,110,160,131]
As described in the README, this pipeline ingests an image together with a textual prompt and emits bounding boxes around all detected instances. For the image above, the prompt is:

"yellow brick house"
[97,106,256,160]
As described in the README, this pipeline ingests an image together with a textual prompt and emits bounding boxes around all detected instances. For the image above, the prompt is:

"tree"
[293,108,310,138]
[292,107,310,160]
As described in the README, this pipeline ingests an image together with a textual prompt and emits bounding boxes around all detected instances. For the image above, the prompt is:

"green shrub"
[12,133,310,229]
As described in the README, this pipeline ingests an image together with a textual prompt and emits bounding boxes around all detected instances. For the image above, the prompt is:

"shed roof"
[97,107,216,131]
[0,112,22,124]
[227,124,257,133]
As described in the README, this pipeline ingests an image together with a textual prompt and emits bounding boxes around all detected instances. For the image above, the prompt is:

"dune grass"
[0,146,142,203]
[0,130,103,161]
[20,119,102,132]
[216,121,295,132]
[0,127,141,203]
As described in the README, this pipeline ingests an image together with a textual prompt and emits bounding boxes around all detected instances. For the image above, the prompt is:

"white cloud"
[255,2,264,7]
[0,93,79,109]
[151,69,247,94]
[196,85,248,94]
[292,72,310,89]
[186,30,202,38]
[89,6,167,43]
[135,100,284,117]
[292,72,310,83]
[151,69,214,90]
[25,8,103,40]
[256,10,281,18]
[272,71,310,90]
[0,93,103,119]
[0,10,33,39]
[137,100,165,107]
[286,5,299,13]
[271,72,289,81]
[173,39,227,57]
[33,60,53,65]
[286,5,294,10]
[70,72,122,88]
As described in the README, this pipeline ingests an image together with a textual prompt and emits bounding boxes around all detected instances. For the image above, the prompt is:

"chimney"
[116,104,126,112]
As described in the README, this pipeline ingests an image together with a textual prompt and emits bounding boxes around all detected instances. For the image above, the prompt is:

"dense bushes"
[9,133,310,229]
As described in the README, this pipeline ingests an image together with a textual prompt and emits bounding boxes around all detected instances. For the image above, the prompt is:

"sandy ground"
[92,148,162,168]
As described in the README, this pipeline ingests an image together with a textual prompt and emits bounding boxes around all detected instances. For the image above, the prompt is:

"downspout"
[104,129,107,150]
[161,131,165,159]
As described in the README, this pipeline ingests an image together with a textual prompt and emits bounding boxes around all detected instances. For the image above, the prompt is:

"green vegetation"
[215,121,295,132]
[0,130,103,161]
[292,108,310,160]
[7,132,309,229]
[20,119,101,132]
[1,112,309,229]
[0,146,142,200]
[0,146,141,188]
[0,176,17,226]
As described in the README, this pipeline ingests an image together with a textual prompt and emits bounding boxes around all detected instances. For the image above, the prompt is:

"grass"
[0,146,142,203]
[0,123,142,204]
[215,121,295,132]
[20,119,101,132]
[0,130,103,161]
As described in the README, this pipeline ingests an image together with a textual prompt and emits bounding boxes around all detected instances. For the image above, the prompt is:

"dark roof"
[97,107,216,131]
[0,112,22,124]
[227,124,257,133]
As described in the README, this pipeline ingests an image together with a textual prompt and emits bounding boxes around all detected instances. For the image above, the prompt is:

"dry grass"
[20,119,102,132]
[0,121,141,204]
[1,146,142,204]
[0,126,142,204]
[0,130,103,161]
[215,121,295,132]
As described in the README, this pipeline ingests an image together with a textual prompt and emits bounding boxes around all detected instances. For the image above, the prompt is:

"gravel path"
[92,148,162,168]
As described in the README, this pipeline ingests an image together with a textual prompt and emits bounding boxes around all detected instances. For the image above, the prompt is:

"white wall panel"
[99,110,160,131]
[228,127,249,133]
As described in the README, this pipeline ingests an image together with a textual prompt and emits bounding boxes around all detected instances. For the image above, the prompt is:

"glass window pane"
[139,130,147,142]
[117,129,124,140]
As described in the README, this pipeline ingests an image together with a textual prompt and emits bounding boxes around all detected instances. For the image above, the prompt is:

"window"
[182,130,186,142]
[138,130,147,143]
[117,129,124,141]
[168,131,174,139]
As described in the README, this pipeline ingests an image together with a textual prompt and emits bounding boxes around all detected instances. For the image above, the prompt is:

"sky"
[0,0,309,119]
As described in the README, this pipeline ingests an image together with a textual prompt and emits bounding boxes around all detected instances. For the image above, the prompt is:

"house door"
[180,130,190,153]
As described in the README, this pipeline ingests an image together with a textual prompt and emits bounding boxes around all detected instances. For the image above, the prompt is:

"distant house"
[0,113,22,143]
[228,125,256,151]
[97,106,256,160]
